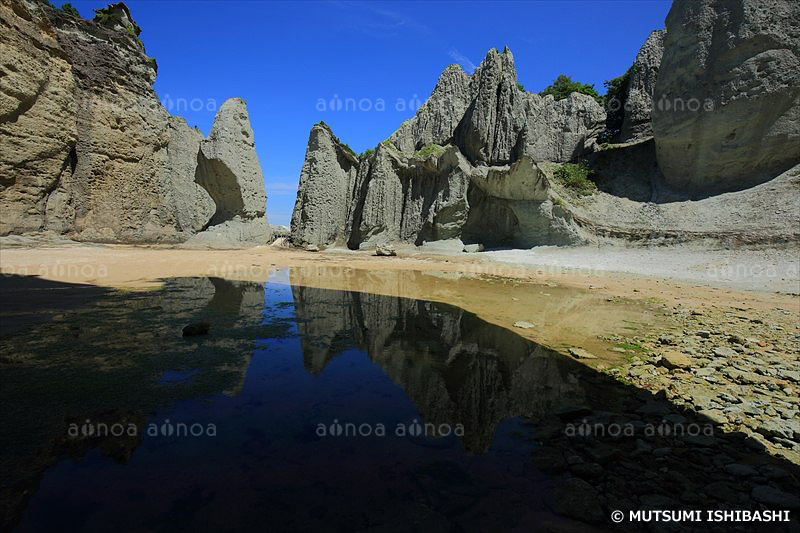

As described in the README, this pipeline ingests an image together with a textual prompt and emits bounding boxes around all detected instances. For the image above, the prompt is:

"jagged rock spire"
[454,48,522,165]
[389,64,473,153]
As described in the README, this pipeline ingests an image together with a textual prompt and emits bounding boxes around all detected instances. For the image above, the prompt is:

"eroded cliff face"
[290,123,359,247]
[291,48,604,249]
[652,0,800,193]
[620,30,665,142]
[291,0,800,250]
[0,0,269,244]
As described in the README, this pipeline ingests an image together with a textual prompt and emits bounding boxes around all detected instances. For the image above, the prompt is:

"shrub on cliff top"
[540,75,601,106]
[61,3,81,17]
[414,144,445,159]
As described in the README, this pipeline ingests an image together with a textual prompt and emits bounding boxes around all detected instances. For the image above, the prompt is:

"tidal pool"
[1,272,797,531]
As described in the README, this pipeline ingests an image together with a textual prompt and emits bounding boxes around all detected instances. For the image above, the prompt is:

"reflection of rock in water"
[291,285,586,452]
[0,276,276,530]
[291,284,800,528]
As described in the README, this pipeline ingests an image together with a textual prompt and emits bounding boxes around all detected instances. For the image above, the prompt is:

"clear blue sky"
[58,1,670,226]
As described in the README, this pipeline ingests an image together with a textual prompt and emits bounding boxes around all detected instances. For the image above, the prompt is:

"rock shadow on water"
[0,274,798,531]
[0,274,287,530]
[289,284,800,530]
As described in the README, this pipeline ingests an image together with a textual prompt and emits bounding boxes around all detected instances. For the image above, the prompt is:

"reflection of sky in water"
[4,272,797,531]
[157,369,197,385]
[10,276,560,531]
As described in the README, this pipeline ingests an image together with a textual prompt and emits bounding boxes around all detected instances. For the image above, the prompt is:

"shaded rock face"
[652,0,800,193]
[0,0,269,244]
[453,48,524,165]
[348,144,471,248]
[620,30,665,142]
[291,48,604,249]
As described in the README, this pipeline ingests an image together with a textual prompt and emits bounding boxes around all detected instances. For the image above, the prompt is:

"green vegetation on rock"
[540,75,601,105]
[414,143,445,159]
[61,3,81,17]
[603,69,631,110]
[613,342,649,353]
[599,69,631,142]
[93,11,120,26]
[553,162,597,196]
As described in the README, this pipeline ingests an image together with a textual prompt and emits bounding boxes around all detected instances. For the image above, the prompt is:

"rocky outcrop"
[347,143,471,248]
[291,48,604,249]
[184,99,270,246]
[652,0,800,193]
[0,0,78,235]
[454,48,605,166]
[453,48,524,165]
[0,0,269,245]
[388,65,473,153]
[289,0,799,250]
[289,123,358,247]
[620,30,665,142]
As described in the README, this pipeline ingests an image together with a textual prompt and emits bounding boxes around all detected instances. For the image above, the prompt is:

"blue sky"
[58,1,670,226]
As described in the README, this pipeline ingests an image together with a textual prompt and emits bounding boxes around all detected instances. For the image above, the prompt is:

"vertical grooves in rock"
[0,1,269,244]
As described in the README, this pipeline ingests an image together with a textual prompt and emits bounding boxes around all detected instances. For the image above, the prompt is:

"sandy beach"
[1,242,797,363]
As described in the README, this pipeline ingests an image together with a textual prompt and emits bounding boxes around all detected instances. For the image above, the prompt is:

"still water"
[1,272,797,532]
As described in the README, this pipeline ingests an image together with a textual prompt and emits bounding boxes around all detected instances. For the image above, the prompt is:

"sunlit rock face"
[652,0,800,193]
[0,1,269,244]
[290,48,604,249]
[291,3,800,249]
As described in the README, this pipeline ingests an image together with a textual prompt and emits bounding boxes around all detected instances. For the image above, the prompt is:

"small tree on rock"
[540,75,601,105]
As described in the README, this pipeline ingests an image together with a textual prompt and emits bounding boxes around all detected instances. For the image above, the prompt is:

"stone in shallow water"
[568,348,597,360]
[531,446,567,474]
[639,493,678,509]
[182,322,210,337]
[570,462,603,480]
[724,463,758,477]
[759,465,790,480]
